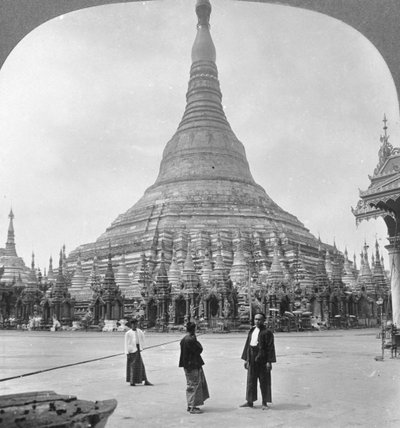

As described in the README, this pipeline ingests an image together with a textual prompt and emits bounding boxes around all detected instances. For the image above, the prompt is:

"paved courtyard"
[1,328,399,427]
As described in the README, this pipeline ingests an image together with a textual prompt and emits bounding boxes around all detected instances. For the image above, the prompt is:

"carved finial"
[383,114,388,137]
[196,0,211,28]
[375,114,393,175]
[192,0,216,63]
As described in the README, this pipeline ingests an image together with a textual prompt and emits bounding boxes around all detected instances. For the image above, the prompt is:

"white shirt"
[124,328,145,354]
[250,327,260,346]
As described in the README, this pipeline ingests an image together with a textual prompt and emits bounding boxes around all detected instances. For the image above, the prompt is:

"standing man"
[240,312,276,410]
[179,322,210,414]
[125,318,153,386]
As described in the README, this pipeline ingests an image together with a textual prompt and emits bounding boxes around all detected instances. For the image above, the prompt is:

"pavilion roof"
[353,117,400,225]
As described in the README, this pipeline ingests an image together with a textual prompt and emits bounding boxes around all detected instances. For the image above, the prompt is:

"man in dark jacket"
[179,322,210,414]
[240,312,276,410]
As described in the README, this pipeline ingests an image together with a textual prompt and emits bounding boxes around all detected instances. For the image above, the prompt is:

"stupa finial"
[196,0,211,28]
[192,0,216,63]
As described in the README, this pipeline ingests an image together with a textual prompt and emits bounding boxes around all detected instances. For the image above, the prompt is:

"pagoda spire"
[70,252,87,300]
[103,242,117,294]
[52,250,68,300]
[183,239,199,293]
[168,249,182,293]
[115,253,132,296]
[184,240,196,273]
[5,208,17,257]
[177,0,229,132]
[25,252,38,291]
[154,0,256,189]
[155,251,169,291]
[201,248,213,285]
[342,247,356,290]
[47,256,55,283]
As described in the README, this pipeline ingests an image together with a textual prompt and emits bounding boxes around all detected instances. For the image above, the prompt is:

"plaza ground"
[1,329,399,428]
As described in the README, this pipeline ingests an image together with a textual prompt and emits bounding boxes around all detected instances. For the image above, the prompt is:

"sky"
[0,0,398,271]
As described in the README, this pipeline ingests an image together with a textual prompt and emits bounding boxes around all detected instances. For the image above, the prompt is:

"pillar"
[386,242,400,327]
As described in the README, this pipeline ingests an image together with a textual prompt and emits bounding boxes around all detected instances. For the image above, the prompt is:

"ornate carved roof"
[353,116,400,226]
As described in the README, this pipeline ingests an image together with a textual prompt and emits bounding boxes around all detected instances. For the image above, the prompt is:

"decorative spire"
[115,253,133,297]
[104,241,115,281]
[58,249,63,273]
[103,243,117,294]
[24,252,38,291]
[158,250,168,278]
[155,251,169,291]
[172,0,231,134]
[314,245,329,293]
[5,208,17,257]
[86,253,101,295]
[201,249,213,285]
[69,252,87,300]
[52,250,68,301]
[375,114,393,174]
[265,239,285,295]
[383,113,388,138]
[192,0,215,62]
[325,249,333,280]
[232,231,246,267]
[183,240,196,273]
[183,239,199,292]
[375,239,380,260]
[168,249,182,292]
[47,255,55,282]
[342,247,356,290]
[214,234,226,272]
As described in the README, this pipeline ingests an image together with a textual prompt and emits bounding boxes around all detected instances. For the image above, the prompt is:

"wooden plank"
[0,391,76,408]
[0,391,117,428]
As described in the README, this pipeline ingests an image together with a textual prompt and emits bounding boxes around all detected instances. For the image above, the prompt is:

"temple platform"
[0,329,399,427]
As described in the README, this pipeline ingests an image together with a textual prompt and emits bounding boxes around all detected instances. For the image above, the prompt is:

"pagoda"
[70,0,324,267]
[0,209,29,285]
[41,251,73,325]
[94,246,123,329]
[67,0,335,327]
[15,253,42,323]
